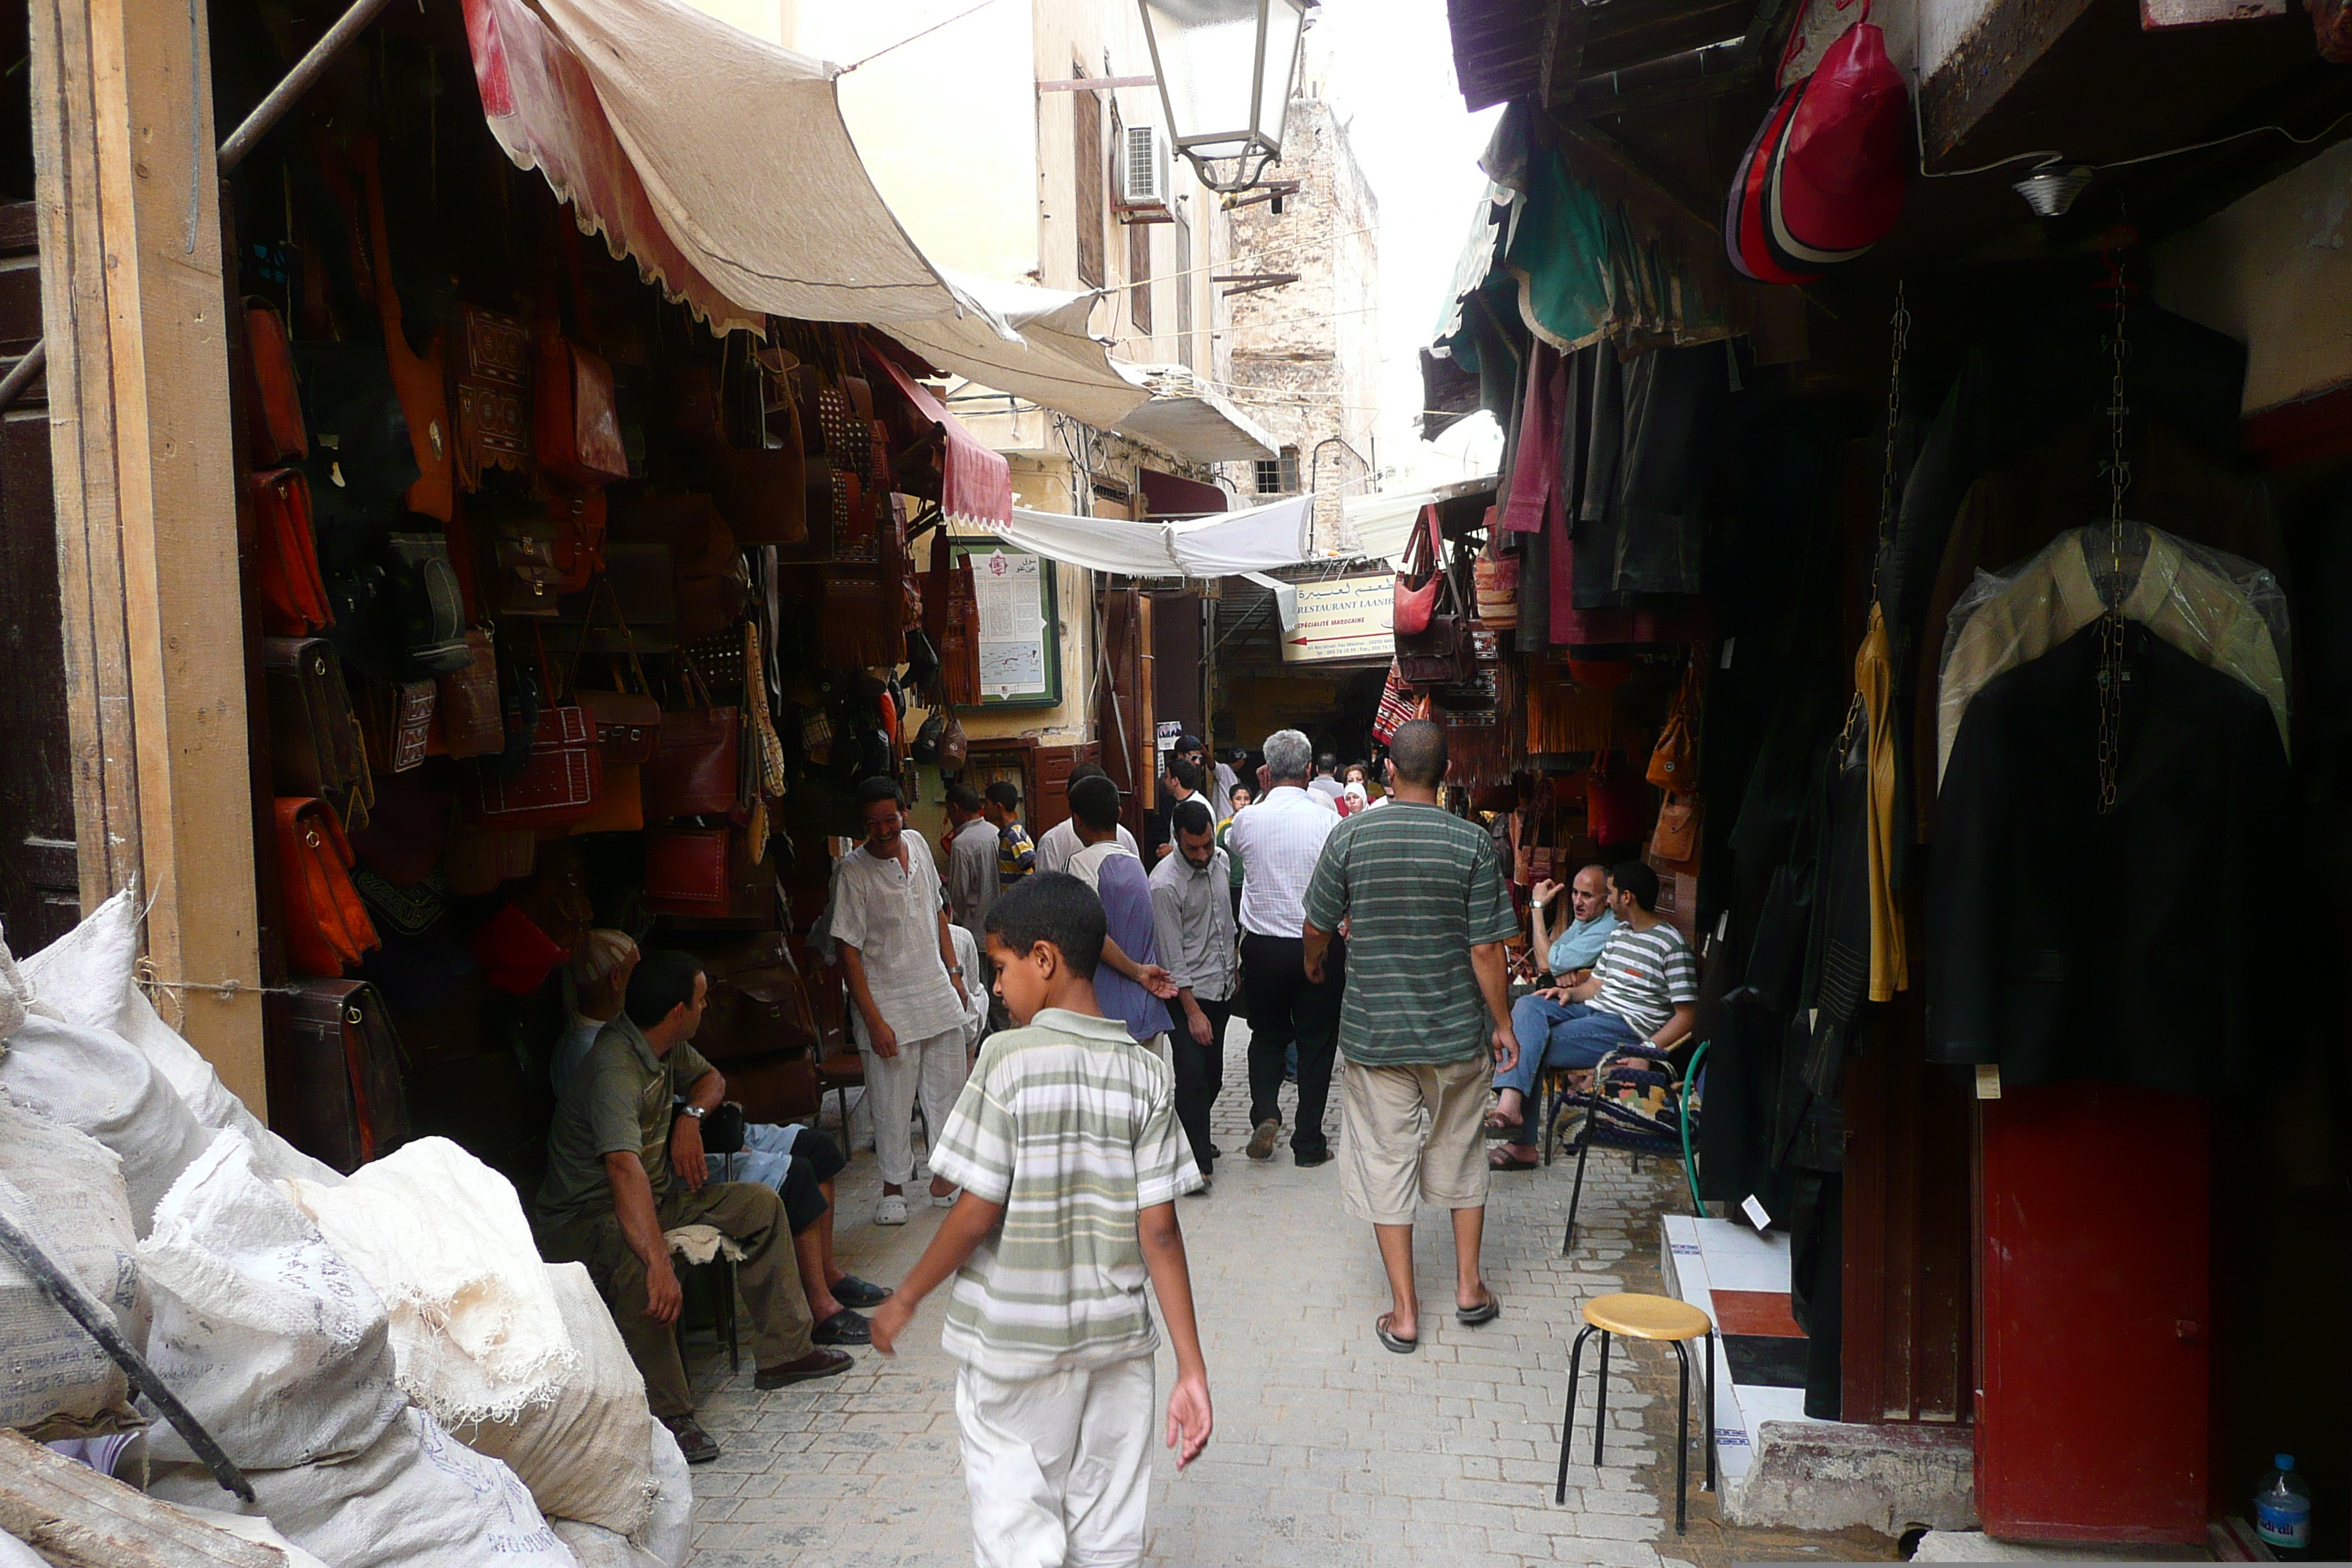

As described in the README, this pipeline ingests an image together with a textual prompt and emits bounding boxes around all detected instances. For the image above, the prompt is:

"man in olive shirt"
[538,950,851,1465]
[1302,721,1520,1354]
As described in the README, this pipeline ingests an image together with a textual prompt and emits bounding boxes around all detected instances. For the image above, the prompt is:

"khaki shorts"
[1337,1054,1493,1226]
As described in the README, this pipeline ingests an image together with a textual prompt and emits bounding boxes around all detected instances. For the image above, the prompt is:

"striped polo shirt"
[1300,801,1519,1068]
[1588,922,1700,1035]
[927,1008,1201,1373]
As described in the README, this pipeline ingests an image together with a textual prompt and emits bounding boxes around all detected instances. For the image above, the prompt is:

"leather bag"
[1650,790,1703,865]
[1646,657,1700,789]
[244,301,308,466]
[668,930,821,1062]
[265,636,369,802]
[357,145,453,522]
[713,371,810,546]
[1474,552,1520,630]
[644,826,732,913]
[347,767,452,886]
[445,817,537,896]
[361,679,435,775]
[1761,1,1907,275]
[643,656,740,818]
[276,978,411,1172]
[545,481,608,594]
[454,305,531,488]
[252,468,334,637]
[382,532,471,673]
[293,339,419,547]
[1394,505,1443,636]
[467,900,569,995]
[275,796,382,976]
[472,704,603,831]
[568,579,663,763]
[2320,0,2352,63]
[1372,659,1422,745]
[535,333,630,486]
[436,627,505,758]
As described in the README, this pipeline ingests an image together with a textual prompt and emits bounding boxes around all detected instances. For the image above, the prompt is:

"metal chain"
[2095,257,2133,814]
[1842,285,1911,757]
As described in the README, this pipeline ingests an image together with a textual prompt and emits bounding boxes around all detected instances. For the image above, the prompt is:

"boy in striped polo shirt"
[870,873,1210,1568]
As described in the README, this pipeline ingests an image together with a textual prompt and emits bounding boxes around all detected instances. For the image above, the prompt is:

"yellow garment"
[1937,524,2289,785]
[1857,603,1907,1001]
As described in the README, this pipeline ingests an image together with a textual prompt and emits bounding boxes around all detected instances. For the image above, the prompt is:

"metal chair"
[1556,1292,1716,1533]
[1558,1049,1693,1256]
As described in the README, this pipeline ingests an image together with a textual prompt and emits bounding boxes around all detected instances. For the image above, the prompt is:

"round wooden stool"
[1556,1292,1716,1532]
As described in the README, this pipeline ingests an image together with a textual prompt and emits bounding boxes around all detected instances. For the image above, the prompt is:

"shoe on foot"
[1186,1176,1213,1197]
[931,1187,960,1208]
[1294,1148,1334,1169]
[812,1308,872,1346]
[1245,1118,1281,1161]
[874,1194,910,1226]
[754,1347,853,1389]
[1208,1143,1224,1159]
[663,1415,720,1465]
[832,1275,894,1308]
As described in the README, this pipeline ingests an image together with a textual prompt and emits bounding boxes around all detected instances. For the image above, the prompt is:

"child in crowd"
[870,872,1211,1568]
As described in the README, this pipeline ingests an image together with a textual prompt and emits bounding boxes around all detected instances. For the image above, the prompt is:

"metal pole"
[0,340,47,415]
[0,1207,254,1501]
[216,0,401,173]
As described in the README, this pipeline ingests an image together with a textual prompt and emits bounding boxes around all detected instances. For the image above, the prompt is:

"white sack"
[0,924,35,1038]
[459,1263,653,1536]
[287,1137,577,1427]
[153,1407,581,1568]
[0,1014,211,1235]
[137,1133,406,1469]
[551,1520,664,1568]
[0,1097,143,1429]
[638,1417,693,1568]
[18,888,339,1188]
[0,1534,46,1568]
[173,1505,336,1568]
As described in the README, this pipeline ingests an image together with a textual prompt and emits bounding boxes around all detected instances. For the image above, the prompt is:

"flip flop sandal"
[1376,1313,1420,1354]
[1488,1150,1539,1172]
[832,1275,894,1309]
[1456,1292,1501,1327]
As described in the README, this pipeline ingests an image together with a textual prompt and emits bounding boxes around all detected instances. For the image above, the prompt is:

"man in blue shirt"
[1531,864,1619,979]
[1066,774,1179,1056]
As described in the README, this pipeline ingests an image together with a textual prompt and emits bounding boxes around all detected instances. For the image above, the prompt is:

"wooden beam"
[1539,0,1591,109]
[29,0,265,1107]
[1918,0,2099,163]
[0,1431,282,1567]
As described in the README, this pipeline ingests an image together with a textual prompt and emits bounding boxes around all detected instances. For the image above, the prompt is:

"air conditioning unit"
[1116,124,1173,219]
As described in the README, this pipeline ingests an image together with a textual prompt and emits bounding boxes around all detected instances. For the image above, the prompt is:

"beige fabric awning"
[883,272,1154,430]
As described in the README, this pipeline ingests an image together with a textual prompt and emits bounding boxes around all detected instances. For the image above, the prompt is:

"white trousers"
[957,1353,1155,1568]
[856,1023,969,1186]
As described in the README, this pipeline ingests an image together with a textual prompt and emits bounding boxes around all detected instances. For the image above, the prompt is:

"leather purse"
[467,900,569,995]
[382,532,472,673]
[535,333,630,486]
[275,796,382,977]
[568,580,663,763]
[481,495,569,617]
[361,679,435,774]
[472,702,603,829]
[546,482,608,594]
[436,627,505,759]
[1650,790,1703,865]
[251,468,333,637]
[713,372,810,546]
[265,636,369,802]
[1646,657,1700,789]
[244,301,308,466]
[820,574,901,669]
[358,146,453,522]
[644,825,732,913]
[642,655,740,818]
[666,930,821,1062]
[276,978,412,1172]
[1394,506,1443,636]
[293,338,419,546]
[454,305,531,489]
[445,817,538,896]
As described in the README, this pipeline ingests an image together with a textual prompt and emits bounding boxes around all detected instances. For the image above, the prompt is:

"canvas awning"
[978,494,1314,578]
[1342,489,1437,562]
[864,352,1013,529]
[461,0,1006,334]
[1113,366,1281,462]
[883,272,1154,431]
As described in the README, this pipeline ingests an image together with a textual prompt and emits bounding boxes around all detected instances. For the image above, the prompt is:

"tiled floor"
[1659,1215,1823,1486]
[674,1020,1714,1567]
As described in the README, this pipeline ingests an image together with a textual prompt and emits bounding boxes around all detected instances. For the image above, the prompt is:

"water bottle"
[2254,1453,2311,1558]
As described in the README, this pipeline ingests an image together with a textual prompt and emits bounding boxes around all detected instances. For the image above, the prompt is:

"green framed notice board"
[948,539,1062,709]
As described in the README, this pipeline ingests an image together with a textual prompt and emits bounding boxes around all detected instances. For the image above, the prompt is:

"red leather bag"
[454,306,530,489]
[643,656,740,819]
[1394,505,1443,636]
[467,901,568,995]
[472,704,604,830]
[276,796,382,977]
[244,301,308,466]
[359,147,453,522]
[644,825,732,913]
[1585,753,1651,850]
[535,334,630,486]
[436,627,505,759]
[252,469,333,636]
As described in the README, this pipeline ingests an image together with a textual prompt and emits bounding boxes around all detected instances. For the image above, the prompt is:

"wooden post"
[29,0,265,1108]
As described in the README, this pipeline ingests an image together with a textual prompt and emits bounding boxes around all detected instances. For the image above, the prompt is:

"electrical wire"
[837,0,1010,74]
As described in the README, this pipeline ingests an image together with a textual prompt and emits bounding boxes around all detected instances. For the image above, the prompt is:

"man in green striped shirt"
[1302,720,1520,1354]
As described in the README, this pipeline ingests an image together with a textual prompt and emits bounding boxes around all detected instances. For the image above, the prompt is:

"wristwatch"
[946,964,965,978]
[677,1104,706,1121]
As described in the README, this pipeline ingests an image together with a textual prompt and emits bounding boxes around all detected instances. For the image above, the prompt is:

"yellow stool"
[1556,1292,1716,1532]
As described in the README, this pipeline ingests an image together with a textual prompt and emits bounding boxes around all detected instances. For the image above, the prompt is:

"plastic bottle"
[2254,1453,2312,1558]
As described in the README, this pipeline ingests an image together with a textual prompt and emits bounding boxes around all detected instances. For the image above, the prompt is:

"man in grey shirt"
[1150,799,1237,1185]
[943,783,999,941]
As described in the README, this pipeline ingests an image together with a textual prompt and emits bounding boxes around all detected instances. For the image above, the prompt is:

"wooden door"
[1095,587,1152,837]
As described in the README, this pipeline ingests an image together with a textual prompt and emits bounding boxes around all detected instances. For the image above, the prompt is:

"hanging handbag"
[924,552,983,708]
[1474,551,1520,630]
[276,978,411,1172]
[713,385,810,546]
[445,816,538,896]
[472,631,603,830]
[644,825,733,913]
[359,679,436,775]
[1651,789,1703,865]
[467,900,569,995]
[1393,505,1442,636]
[382,532,472,673]
[347,767,452,886]
[642,653,741,819]
[677,930,821,1062]
[1646,656,1701,789]
[265,636,369,803]
[545,481,608,594]
[480,495,569,617]
[244,301,308,466]
[534,333,630,486]
[293,338,419,549]
[436,626,505,759]
[1372,660,1418,745]
[568,578,664,763]
[275,796,382,977]
[357,146,453,522]
[453,305,531,489]
[1585,752,1649,848]
[252,468,334,637]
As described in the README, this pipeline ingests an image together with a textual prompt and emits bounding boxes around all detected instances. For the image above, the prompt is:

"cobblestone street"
[679,1023,1719,1568]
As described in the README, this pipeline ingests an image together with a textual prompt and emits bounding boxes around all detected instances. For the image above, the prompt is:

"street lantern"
[1137,0,1312,194]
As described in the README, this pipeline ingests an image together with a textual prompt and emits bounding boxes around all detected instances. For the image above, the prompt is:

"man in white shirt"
[1307,752,1346,807]
[943,783,1000,942]
[832,778,975,1226]
[1034,760,1138,874]
[1151,801,1237,1183]
[1224,728,1345,1167]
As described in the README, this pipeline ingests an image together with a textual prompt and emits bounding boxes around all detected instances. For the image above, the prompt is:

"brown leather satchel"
[643,825,732,913]
[545,481,608,595]
[535,333,630,486]
[819,574,900,669]
[275,978,412,1173]
[453,305,531,489]
[436,627,505,759]
[361,679,435,775]
[244,301,308,466]
[924,553,982,708]
[252,468,333,637]
[642,655,740,818]
[1650,789,1703,866]
[444,817,538,896]
[665,930,821,1062]
[265,636,369,802]
[472,702,603,830]
[713,371,810,546]
[568,578,663,763]
[1646,655,1701,790]
[275,796,381,977]
[358,148,453,522]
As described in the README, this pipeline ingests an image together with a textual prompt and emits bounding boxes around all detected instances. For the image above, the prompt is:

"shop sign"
[1279,573,1394,664]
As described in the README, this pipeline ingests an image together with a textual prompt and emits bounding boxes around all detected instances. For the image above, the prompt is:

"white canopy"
[1342,489,1437,563]
[884,273,1154,431]
[979,494,1316,578]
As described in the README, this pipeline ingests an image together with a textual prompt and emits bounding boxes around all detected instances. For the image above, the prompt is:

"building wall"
[1217,86,1381,554]
[2155,137,2352,415]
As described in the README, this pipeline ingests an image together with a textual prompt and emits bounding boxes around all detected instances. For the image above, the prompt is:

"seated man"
[536,950,852,1466]
[1487,861,1697,1171]
[1529,862,1620,983]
